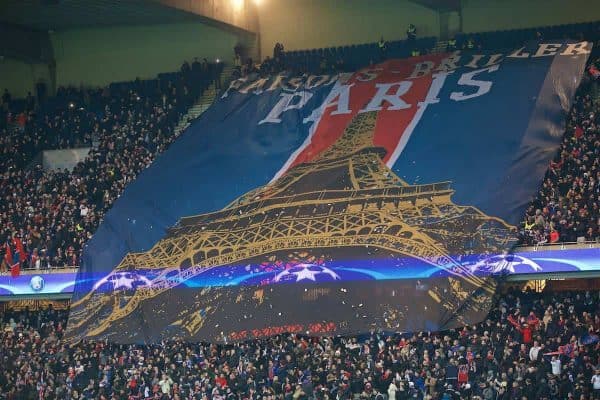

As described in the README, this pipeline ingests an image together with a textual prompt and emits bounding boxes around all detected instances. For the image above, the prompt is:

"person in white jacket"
[591,370,600,393]
[550,356,561,376]
[529,341,542,362]
[388,380,398,400]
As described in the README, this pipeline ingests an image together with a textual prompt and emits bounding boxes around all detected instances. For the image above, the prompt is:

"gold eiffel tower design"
[68,110,515,341]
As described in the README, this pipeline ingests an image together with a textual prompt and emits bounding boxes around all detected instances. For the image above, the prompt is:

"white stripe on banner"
[269,75,352,182]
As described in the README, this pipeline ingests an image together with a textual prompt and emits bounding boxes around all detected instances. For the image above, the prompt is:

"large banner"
[67,41,591,343]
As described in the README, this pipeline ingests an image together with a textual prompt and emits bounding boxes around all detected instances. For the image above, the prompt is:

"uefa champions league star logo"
[468,254,542,275]
[30,275,45,292]
[92,271,153,292]
[273,263,340,283]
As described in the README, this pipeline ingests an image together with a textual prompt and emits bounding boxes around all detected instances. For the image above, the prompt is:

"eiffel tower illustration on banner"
[68,109,515,343]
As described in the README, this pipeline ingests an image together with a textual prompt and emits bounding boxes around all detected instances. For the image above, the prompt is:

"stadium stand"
[251,21,600,77]
[519,64,600,246]
[454,21,600,52]
[0,61,222,269]
[2,289,600,399]
[281,37,437,74]
[2,11,600,400]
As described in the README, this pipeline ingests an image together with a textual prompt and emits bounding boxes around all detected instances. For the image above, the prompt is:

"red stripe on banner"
[285,54,449,170]
[373,55,448,164]
[287,72,377,167]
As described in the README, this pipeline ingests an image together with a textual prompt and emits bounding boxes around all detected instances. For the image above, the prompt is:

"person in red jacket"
[549,229,560,243]
[508,315,533,344]
[215,373,228,388]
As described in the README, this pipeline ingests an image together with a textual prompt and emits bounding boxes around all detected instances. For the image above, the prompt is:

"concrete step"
[173,65,230,136]
[196,103,210,109]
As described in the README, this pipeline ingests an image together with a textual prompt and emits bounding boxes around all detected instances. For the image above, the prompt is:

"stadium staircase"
[173,64,236,136]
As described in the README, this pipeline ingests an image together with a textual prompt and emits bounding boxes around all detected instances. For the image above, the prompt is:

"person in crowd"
[180,60,191,75]
[529,340,542,362]
[234,43,244,60]
[2,88,11,107]
[447,36,457,52]
[592,370,600,399]
[25,91,35,112]
[378,36,388,62]
[234,52,242,69]
[463,37,476,51]
[274,42,284,60]
[407,24,417,41]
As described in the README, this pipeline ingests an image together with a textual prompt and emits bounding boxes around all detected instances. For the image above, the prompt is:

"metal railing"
[0,266,78,276]
[515,240,600,252]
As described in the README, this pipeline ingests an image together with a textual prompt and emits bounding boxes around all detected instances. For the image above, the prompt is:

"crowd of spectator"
[2,289,600,399]
[0,60,219,269]
[3,17,600,400]
[519,56,600,245]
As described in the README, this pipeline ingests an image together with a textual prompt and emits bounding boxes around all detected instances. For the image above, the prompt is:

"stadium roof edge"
[408,0,461,12]
[0,0,256,36]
